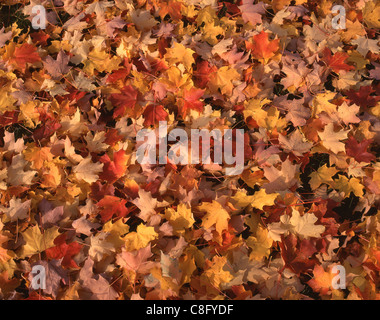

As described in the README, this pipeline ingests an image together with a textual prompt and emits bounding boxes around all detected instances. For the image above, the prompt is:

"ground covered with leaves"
[0,0,379,300]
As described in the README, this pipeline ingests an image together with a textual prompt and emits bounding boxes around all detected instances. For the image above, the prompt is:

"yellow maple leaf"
[124,224,158,251]
[179,253,196,285]
[201,23,225,45]
[164,42,195,71]
[363,1,380,28]
[312,92,338,116]
[23,145,53,170]
[208,66,240,96]
[160,66,193,92]
[83,49,122,75]
[18,225,60,258]
[18,101,40,128]
[333,175,364,198]
[165,203,195,232]
[251,189,279,211]
[246,226,273,261]
[309,164,338,190]
[200,255,233,292]
[243,98,269,124]
[103,219,130,249]
[198,201,230,238]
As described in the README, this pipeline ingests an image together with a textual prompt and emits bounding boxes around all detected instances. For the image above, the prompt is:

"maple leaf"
[322,48,355,73]
[307,264,335,295]
[96,195,129,222]
[164,42,195,70]
[194,60,217,88]
[179,88,205,117]
[0,197,31,222]
[245,31,280,62]
[268,208,325,241]
[308,164,338,190]
[23,146,53,170]
[345,136,376,163]
[116,244,154,273]
[165,203,195,232]
[89,232,116,261]
[7,43,41,71]
[246,226,273,261]
[337,102,360,125]
[43,50,71,79]
[332,175,364,198]
[99,149,129,183]
[318,123,349,153]
[208,66,240,95]
[142,104,168,127]
[109,85,138,118]
[198,201,230,243]
[279,233,317,275]
[238,1,267,25]
[345,86,379,108]
[200,256,233,292]
[250,189,279,210]
[45,234,82,269]
[18,225,60,258]
[73,157,104,184]
[124,224,158,251]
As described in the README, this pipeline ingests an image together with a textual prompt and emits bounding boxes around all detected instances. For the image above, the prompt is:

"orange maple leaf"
[97,195,129,222]
[245,31,280,61]
[142,104,168,127]
[179,88,205,118]
[322,48,355,73]
[99,149,129,183]
[9,43,41,71]
[109,85,138,118]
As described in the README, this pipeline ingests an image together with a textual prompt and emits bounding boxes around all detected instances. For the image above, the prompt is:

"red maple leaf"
[9,43,41,71]
[99,149,129,183]
[194,60,217,88]
[45,234,82,269]
[30,30,50,46]
[142,104,168,127]
[0,111,19,127]
[97,195,129,222]
[104,128,123,147]
[279,234,318,275]
[33,110,61,140]
[109,85,138,118]
[345,136,376,163]
[90,181,115,201]
[179,88,205,117]
[345,85,380,108]
[106,68,130,84]
[322,48,355,73]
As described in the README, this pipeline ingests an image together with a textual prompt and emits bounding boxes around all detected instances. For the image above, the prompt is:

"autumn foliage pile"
[0,0,379,300]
